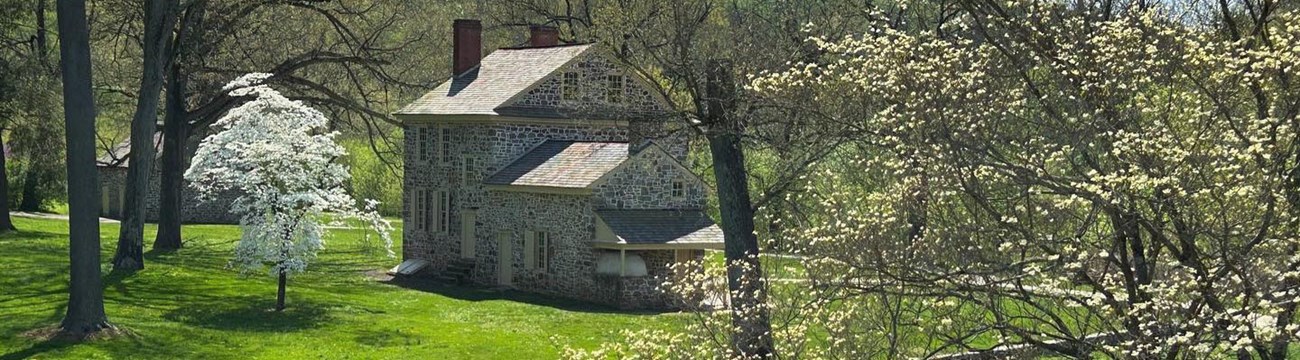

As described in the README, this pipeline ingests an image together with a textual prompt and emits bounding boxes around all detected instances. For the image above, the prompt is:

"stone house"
[96,131,240,224]
[394,20,724,309]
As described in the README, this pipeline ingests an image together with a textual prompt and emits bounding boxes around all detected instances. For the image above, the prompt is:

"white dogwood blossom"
[186,73,392,279]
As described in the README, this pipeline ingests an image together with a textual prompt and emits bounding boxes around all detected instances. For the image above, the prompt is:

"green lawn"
[0,216,679,359]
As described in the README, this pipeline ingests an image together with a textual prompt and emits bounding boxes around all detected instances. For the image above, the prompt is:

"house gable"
[589,144,707,210]
[497,51,670,120]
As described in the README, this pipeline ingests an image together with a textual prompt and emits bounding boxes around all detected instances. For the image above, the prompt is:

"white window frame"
[437,190,451,233]
[461,155,475,187]
[412,188,431,231]
[526,230,552,272]
[671,180,685,199]
[605,74,624,103]
[439,127,452,165]
[417,127,434,163]
[561,72,579,102]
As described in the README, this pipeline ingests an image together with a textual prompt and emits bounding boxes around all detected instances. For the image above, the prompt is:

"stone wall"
[477,191,605,303]
[592,148,708,210]
[97,164,240,224]
[505,54,667,121]
[402,121,630,269]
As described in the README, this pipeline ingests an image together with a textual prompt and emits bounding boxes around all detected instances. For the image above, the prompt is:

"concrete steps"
[438,258,476,284]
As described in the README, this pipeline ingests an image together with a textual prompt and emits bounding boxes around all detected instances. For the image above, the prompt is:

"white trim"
[483,184,593,195]
[590,241,725,251]
[396,113,629,127]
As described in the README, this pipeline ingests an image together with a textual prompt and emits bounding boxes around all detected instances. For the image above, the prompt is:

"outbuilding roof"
[396,44,593,116]
[96,132,164,168]
[595,209,724,247]
[484,141,628,188]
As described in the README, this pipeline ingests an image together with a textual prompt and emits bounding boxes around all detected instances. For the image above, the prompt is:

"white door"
[461,211,477,258]
[497,231,513,286]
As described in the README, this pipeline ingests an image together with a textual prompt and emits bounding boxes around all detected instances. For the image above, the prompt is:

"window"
[534,231,553,272]
[413,189,432,231]
[437,191,451,233]
[417,128,433,162]
[461,156,475,187]
[606,75,623,103]
[671,180,685,199]
[439,128,452,164]
[561,72,579,101]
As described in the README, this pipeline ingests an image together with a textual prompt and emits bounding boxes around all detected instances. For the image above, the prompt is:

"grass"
[0,216,680,359]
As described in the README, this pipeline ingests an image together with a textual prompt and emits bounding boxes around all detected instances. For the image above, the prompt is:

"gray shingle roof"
[484,141,628,188]
[97,132,163,168]
[396,44,593,116]
[596,210,724,245]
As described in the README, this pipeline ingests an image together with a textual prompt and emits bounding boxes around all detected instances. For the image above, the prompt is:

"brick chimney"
[528,25,559,47]
[453,19,482,75]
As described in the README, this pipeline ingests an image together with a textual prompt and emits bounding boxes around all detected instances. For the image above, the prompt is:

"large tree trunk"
[0,131,16,232]
[56,0,110,337]
[153,74,187,250]
[704,59,773,357]
[154,3,203,251]
[112,0,178,271]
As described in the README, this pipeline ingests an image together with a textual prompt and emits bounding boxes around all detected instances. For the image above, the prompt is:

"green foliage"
[0,216,680,359]
[340,138,403,217]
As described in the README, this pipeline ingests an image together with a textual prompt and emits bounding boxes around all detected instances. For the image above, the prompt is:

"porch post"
[620,249,626,277]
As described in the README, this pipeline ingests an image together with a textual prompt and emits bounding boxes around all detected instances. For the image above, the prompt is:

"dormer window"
[606,75,624,103]
[562,72,579,101]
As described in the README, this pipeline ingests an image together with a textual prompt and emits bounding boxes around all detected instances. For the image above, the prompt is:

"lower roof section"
[593,209,724,250]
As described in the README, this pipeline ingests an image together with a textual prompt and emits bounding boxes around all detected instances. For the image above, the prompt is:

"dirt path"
[11,211,120,223]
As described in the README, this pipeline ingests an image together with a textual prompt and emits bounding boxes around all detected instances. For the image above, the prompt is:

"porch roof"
[593,209,724,250]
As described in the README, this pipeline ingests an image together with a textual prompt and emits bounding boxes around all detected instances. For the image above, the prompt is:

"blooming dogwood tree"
[186,73,392,311]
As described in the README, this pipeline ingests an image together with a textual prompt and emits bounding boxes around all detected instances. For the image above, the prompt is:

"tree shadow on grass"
[160,296,332,332]
[379,275,668,315]
[0,336,77,360]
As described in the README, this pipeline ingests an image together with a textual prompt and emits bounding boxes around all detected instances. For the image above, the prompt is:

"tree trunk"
[0,131,16,232]
[275,269,287,312]
[56,0,110,337]
[112,0,177,271]
[153,85,186,250]
[153,2,203,251]
[18,165,40,212]
[703,59,773,357]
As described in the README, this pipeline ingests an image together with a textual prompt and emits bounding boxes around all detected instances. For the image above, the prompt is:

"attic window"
[606,75,624,103]
[562,72,579,101]
[671,180,685,199]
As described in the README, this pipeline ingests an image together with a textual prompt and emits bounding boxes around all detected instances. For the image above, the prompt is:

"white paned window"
[413,188,431,231]
[535,231,552,272]
[606,75,624,103]
[437,191,451,233]
[440,128,452,165]
[561,72,579,101]
[671,180,685,199]
[461,156,475,187]
[417,128,433,162]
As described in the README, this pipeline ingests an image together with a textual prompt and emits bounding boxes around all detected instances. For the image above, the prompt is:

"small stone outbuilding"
[394,20,723,309]
[96,131,240,224]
